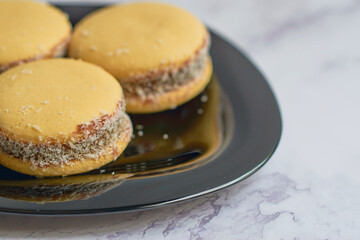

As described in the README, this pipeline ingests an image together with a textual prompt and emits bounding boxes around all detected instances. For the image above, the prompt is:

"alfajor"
[69,2,212,113]
[0,0,71,73]
[0,59,132,177]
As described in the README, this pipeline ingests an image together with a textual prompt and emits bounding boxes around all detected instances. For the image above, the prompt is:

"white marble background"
[1,0,360,239]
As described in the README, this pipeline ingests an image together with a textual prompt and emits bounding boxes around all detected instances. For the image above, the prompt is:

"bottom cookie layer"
[0,136,131,177]
[125,57,213,114]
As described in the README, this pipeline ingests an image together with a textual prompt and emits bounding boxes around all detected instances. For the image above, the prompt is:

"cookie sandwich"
[69,2,212,113]
[0,0,71,73]
[0,58,132,177]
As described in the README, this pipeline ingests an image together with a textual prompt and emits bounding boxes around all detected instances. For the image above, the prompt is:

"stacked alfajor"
[0,59,132,177]
[0,0,71,72]
[69,2,213,113]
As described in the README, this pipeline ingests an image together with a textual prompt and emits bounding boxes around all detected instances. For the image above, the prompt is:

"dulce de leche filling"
[0,101,132,168]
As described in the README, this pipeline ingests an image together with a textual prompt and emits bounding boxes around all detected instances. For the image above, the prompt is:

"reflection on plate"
[0,174,131,204]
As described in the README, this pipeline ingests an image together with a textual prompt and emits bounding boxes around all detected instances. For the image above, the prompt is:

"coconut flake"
[32,125,42,132]
[19,105,33,114]
[10,74,17,80]
[115,48,130,55]
[81,29,90,37]
[157,38,163,45]
[200,95,208,103]
[135,124,144,130]
[21,68,32,74]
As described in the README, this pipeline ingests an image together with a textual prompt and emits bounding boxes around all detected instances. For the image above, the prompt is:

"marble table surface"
[1,0,360,239]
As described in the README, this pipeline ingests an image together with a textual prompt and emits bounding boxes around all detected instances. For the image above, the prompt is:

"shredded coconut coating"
[0,102,132,168]
[121,38,210,99]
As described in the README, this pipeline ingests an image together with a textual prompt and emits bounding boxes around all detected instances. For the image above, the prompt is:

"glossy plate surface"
[0,5,281,215]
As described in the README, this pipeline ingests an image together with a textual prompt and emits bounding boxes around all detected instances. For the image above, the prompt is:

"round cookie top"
[0,0,71,64]
[69,2,208,80]
[0,58,123,143]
